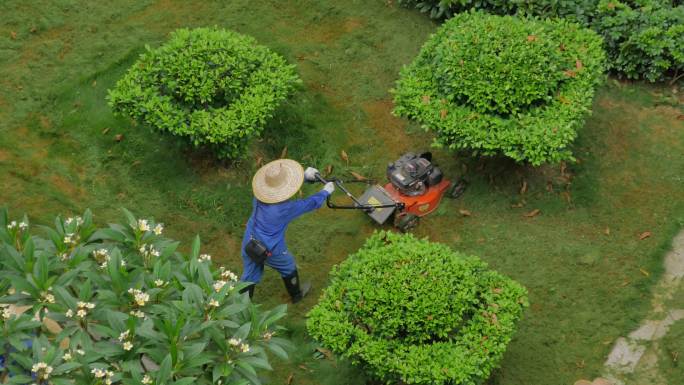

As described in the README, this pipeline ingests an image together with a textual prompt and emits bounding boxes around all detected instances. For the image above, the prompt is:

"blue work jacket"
[241,190,330,256]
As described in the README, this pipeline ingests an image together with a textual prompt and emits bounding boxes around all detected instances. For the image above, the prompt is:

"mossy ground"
[1,1,683,384]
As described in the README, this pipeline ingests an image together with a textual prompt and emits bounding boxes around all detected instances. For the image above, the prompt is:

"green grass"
[1,1,683,384]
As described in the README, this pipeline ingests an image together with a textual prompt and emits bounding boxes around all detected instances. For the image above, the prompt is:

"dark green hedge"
[397,0,683,82]
[593,0,684,82]
[392,12,605,165]
[108,28,300,159]
[307,231,528,385]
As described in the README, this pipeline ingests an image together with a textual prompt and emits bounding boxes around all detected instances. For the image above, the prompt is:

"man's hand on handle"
[304,167,319,182]
[323,182,335,194]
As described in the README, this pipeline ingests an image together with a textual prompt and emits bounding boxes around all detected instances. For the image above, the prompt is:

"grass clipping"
[392,11,605,165]
[307,231,528,385]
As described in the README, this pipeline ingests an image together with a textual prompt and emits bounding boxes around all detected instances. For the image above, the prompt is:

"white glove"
[323,182,335,194]
[304,167,319,182]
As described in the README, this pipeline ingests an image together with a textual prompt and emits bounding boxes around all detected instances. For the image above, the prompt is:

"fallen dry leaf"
[30,26,37,33]
[524,209,541,218]
[511,202,525,208]
[92,80,97,87]
[298,364,308,371]
[340,149,349,164]
[349,171,367,181]
[559,43,566,51]
[639,268,650,277]
[459,209,471,217]
[114,134,124,142]
[546,181,554,192]
[527,35,537,42]
[564,70,577,77]
[10,31,17,39]
[677,114,684,121]
[287,373,294,385]
[421,95,430,104]
[315,347,333,359]
[101,127,110,135]
[604,227,610,235]
[561,191,572,203]
[576,59,583,70]
[519,180,528,194]
[440,109,448,119]
[280,146,288,159]
[255,156,263,167]
[639,231,652,240]
[559,95,570,104]
[325,164,333,176]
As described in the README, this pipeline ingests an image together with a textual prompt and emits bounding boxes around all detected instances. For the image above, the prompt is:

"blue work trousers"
[240,250,296,283]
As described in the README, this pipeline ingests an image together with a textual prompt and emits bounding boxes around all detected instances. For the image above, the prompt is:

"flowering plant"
[0,208,290,384]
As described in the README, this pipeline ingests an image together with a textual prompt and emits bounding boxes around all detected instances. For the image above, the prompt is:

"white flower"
[120,260,126,267]
[76,309,87,318]
[208,299,220,307]
[31,362,53,379]
[63,233,78,245]
[240,343,250,353]
[77,301,86,308]
[86,302,95,309]
[262,331,275,341]
[138,245,146,254]
[220,267,238,282]
[62,352,72,361]
[228,338,240,346]
[128,288,149,306]
[118,330,129,342]
[122,341,133,351]
[42,292,55,304]
[137,219,150,232]
[213,280,227,292]
[18,221,28,230]
[7,221,17,230]
[150,248,160,257]
[65,309,74,318]
[153,223,164,235]
[142,375,153,385]
[154,279,165,287]
[64,217,73,225]
[91,368,106,378]
[60,253,69,261]
[2,307,12,319]
[199,254,211,262]
[76,349,85,355]
[130,310,145,318]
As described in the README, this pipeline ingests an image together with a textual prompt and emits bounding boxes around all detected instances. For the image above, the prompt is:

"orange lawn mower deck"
[317,152,466,232]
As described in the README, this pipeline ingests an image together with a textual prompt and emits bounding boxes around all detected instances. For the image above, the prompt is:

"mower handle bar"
[314,173,401,212]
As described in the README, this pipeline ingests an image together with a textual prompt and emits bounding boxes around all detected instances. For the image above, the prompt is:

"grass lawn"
[1,1,683,384]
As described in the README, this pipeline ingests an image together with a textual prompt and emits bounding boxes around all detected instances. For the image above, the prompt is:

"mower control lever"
[314,173,400,213]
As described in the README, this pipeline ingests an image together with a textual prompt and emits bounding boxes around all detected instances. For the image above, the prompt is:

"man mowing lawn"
[240,159,334,303]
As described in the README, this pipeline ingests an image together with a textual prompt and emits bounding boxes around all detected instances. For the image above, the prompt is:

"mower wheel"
[396,213,419,233]
[449,179,467,199]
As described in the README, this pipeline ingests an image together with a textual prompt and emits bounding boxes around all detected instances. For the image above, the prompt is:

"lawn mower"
[316,152,466,232]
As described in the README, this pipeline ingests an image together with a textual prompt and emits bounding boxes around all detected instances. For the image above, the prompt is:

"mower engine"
[386,152,443,196]
[324,151,465,232]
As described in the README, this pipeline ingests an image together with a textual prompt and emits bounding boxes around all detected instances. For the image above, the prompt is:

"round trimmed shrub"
[108,27,300,159]
[307,231,528,385]
[392,12,606,165]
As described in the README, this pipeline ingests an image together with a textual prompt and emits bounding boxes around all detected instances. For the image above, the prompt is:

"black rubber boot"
[239,284,255,299]
[282,270,311,304]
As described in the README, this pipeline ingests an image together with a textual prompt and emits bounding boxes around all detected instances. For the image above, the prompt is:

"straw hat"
[252,159,304,204]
